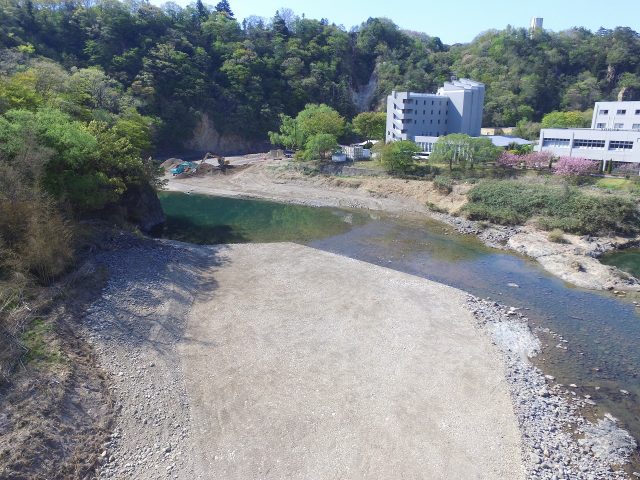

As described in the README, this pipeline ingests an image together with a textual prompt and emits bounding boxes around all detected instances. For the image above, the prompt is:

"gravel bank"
[467,296,636,479]
[81,234,636,479]
[82,236,218,479]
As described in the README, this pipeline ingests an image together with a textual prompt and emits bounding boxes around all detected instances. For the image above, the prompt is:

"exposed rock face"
[351,70,379,112]
[186,113,268,155]
[618,86,640,101]
[119,183,165,234]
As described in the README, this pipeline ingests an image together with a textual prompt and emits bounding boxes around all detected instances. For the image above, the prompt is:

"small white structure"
[331,152,347,163]
[342,145,372,161]
[530,17,543,31]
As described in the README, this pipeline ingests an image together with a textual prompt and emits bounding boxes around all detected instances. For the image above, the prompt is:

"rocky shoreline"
[407,209,640,292]
[467,295,637,479]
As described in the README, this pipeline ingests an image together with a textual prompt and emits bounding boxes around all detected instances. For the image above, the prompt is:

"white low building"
[539,101,640,165]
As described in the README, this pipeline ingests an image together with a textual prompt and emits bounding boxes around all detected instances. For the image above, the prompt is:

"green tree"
[296,104,346,140]
[303,133,338,160]
[215,0,234,18]
[430,134,500,170]
[269,104,346,149]
[379,140,420,174]
[540,111,591,129]
[352,111,386,140]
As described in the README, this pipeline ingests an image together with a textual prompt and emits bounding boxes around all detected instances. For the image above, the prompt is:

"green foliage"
[465,180,640,235]
[1,2,640,144]
[433,175,453,194]
[541,111,591,129]
[379,140,420,174]
[352,111,386,140]
[430,134,502,170]
[547,229,568,243]
[296,104,346,140]
[303,133,338,160]
[270,104,346,158]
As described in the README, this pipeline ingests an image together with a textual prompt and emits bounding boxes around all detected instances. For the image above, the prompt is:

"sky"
[149,0,640,44]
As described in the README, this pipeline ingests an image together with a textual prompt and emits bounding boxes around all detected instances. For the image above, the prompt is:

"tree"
[352,111,386,140]
[430,134,500,170]
[215,0,234,18]
[541,111,590,129]
[296,104,346,140]
[268,104,346,149]
[379,140,420,174]
[195,0,209,22]
[303,133,338,160]
[268,114,304,150]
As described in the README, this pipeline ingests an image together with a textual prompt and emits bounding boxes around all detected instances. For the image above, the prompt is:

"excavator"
[170,152,228,177]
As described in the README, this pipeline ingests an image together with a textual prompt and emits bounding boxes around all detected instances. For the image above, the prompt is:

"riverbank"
[83,237,634,478]
[163,157,640,292]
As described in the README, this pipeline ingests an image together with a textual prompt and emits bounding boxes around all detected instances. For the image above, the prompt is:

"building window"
[431,110,434,114]
[632,124,640,130]
[573,139,605,149]
[609,141,634,150]
[542,138,570,148]
[431,100,434,105]
[617,109,627,114]
[614,123,624,129]
[596,123,606,128]
[636,109,640,115]
[430,120,433,124]
[600,109,609,115]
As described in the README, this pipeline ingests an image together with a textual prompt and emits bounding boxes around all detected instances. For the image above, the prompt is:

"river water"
[159,192,640,461]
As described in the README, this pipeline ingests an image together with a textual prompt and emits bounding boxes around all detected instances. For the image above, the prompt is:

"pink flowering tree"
[496,151,521,168]
[522,151,553,170]
[552,157,599,176]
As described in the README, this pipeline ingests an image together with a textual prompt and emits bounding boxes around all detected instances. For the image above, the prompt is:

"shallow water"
[159,192,640,460]
[601,249,640,279]
[159,192,369,244]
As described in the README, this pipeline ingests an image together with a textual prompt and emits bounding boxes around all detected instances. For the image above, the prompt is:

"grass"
[596,178,631,190]
[21,318,64,366]
[464,179,640,236]
[547,229,569,243]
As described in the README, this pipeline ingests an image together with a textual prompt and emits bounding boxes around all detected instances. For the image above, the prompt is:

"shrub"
[496,151,521,168]
[433,175,453,194]
[379,140,420,174]
[464,180,640,235]
[552,157,599,176]
[547,229,568,243]
[522,151,553,170]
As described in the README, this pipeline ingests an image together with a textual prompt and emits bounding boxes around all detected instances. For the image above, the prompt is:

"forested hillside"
[1,0,640,148]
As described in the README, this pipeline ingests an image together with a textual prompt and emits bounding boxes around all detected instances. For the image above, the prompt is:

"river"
[159,191,640,464]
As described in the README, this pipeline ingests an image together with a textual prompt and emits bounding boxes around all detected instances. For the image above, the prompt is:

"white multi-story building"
[386,79,485,153]
[539,101,640,165]
[591,101,640,131]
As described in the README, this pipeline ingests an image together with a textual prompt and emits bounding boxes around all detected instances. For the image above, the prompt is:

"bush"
[552,157,599,176]
[547,229,568,243]
[378,140,420,174]
[464,180,640,235]
[433,175,453,194]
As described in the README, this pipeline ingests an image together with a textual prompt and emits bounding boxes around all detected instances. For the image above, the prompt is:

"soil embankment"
[164,157,640,292]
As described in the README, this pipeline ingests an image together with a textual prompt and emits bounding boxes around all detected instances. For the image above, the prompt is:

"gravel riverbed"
[467,295,637,479]
[80,232,636,479]
[82,236,210,479]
